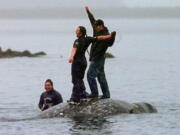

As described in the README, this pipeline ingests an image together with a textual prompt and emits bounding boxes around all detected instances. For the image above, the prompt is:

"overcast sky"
[0,0,180,9]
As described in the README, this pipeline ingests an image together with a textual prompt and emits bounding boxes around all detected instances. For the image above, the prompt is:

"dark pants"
[87,58,110,98]
[70,60,87,102]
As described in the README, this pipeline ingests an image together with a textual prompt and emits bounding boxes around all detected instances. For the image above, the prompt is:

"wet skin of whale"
[34,99,157,119]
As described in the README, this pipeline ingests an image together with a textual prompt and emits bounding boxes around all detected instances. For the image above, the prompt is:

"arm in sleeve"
[97,30,116,47]
[55,92,63,104]
[87,36,97,44]
[87,35,112,44]
[38,93,44,110]
[85,7,96,28]
[69,48,77,59]
[87,29,114,42]
[69,40,78,63]
[89,35,114,47]
[97,35,112,40]
[107,31,116,47]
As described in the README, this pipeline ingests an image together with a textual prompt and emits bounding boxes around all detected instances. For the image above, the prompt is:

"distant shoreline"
[0,8,180,19]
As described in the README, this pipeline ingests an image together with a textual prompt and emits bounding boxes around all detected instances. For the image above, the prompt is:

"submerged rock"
[0,47,46,58]
[32,98,157,119]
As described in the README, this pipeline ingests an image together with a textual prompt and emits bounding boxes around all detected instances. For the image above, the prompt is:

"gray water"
[0,18,180,135]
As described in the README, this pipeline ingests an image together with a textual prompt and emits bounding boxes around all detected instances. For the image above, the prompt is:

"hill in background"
[0,8,180,19]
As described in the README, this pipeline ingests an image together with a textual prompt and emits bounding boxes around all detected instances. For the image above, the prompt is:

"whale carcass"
[34,98,157,119]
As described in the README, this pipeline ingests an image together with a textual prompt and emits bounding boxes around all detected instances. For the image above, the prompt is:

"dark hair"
[95,19,104,26]
[79,26,87,37]
[45,79,53,86]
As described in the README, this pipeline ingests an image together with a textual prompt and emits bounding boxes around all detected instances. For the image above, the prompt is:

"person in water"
[38,79,63,111]
[85,6,116,99]
[68,26,115,104]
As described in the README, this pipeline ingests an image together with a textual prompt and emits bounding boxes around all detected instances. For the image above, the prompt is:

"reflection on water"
[71,115,107,130]
[70,115,112,135]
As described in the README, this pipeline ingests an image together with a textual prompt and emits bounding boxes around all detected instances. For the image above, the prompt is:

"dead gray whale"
[33,98,157,119]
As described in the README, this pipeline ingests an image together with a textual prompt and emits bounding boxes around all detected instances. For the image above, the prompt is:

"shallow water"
[0,18,180,135]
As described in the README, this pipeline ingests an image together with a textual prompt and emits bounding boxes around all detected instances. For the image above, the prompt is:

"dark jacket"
[38,89,63,111]
[86,10,115,61]
[73,36,97,62]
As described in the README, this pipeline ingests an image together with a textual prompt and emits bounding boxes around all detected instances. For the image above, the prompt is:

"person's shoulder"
[86,36,96,40]
[53,90,61,95]
[74,38,78,43]
[104,26,109,30]
[104,27,109,33]
[73,39,80,47]
[41,91,46,96]
[74,38,79,42]
[85,36,96,43]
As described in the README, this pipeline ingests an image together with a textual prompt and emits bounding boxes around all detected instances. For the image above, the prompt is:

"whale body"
[33,99,157,119]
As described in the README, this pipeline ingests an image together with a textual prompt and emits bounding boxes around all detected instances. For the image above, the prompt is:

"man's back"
[90,27,110,61]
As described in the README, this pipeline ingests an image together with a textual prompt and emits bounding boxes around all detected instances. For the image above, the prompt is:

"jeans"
[87,58,110,98]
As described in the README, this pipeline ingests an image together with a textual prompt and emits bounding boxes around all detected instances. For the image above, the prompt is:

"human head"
[94,19,105,32]
[44,79,54,92]
[76,26,86,37]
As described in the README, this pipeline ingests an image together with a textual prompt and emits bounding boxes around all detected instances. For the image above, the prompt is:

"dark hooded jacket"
[86,10,115,61]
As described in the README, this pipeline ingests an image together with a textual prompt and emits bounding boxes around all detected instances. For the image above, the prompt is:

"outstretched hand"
[84,6,89,12]
[68,56,74,63]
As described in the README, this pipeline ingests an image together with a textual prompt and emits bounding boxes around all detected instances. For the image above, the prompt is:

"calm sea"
[0,18,180,135]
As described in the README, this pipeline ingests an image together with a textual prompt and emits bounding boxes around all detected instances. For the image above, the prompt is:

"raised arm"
[85,6,96,28]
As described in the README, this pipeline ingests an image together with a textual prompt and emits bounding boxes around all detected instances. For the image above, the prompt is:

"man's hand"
[68,56,74,63]
[41,104,53,111]
[48,105,52,108]
[84,6,89,12]
[111,31,116,38]
[41,106,46,111]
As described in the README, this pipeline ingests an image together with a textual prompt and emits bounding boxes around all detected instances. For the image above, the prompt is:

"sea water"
[0,18,180,135]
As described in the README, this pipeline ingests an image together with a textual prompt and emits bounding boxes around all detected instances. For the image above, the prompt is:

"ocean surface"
[0,18,180,135]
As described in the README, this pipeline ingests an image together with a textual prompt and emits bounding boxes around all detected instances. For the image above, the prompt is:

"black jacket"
[86,10,115,61]
[38,89,63,111]
[73,36,97,62]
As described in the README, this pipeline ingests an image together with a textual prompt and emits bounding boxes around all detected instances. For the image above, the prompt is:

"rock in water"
[0,47,46,58]
[33,99,157,119]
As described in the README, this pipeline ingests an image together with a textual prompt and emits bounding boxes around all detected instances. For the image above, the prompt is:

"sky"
[0,0,180,9]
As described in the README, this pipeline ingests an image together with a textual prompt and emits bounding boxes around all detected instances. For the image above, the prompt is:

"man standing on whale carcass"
[85,6,116,99]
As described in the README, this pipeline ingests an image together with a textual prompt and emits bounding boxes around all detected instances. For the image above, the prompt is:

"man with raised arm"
[85,6,116,99]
